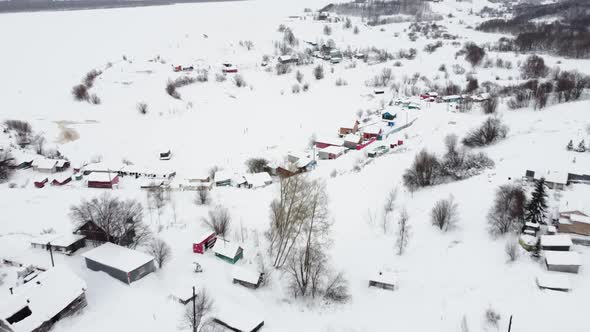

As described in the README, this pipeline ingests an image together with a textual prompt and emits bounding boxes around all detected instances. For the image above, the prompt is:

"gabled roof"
[86,172,118,183]
[33,158,57,169]
[315,137,344,146]
[544,251,581,266]
[30,233,85,248]
[214,170,232,183]
[0,266,86,332]
[570,213,590,225]
[232,266,262,285]
[82,242,154,273]
[213,241,242,259]
[319,145,347,155]
[369,271,396,286]
[541,234,573,247]
[243,172,272,188]
[343,134,362,144]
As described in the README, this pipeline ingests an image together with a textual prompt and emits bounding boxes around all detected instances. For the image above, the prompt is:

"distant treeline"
[0,0,238,14]
[477,0,590,58]
[326,0,437,23]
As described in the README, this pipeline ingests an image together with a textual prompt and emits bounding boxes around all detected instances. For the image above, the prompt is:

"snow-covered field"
[1,0,590,331]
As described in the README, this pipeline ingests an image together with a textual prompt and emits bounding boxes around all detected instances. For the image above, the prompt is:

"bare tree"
[194,187,210,206]
[245,158,269,173]
[72,84,89,101]
[313,65,325,80]
[396,208,411,255]
[505,238,520,262]
[148,186,168,227]
[148,238,172,268]
[0,151,15,183]
[402,149,441,190]
[431,196,458,231]
[323,271,350,303]
[382,187,398,234]
[182,288,214,332]
[137,102,148,115]
[482,96,498,114]
[462,117,508,147]
[488,184,526,237]
[69,193,151,248]
[203,205,231,239]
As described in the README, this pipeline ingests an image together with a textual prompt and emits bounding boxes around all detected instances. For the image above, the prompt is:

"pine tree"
[566,139,573,151]
[578,140,586,152]
[525,178,548,224]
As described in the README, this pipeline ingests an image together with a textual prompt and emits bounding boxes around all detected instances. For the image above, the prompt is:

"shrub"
[233,74,246,88]
[137,102,148,114]
[482,96,498,114]
[431,196,459,231]
[89,94,101,105]
[464,42,485,67]
[462,117,508,147]
[295,70,304,83]
[84,69,102,88]
[465,78,479,93]
[245,158,269,173]
[215,73,227,82]
[521,55,548,79]
[343,17,352,29]
[505,239,520,262]
[302,83,310,91]
[0,151,15,183]
[72,84,89,101]
[353,26,359,34]
[166,81,180,99]
[292,84,301,94]
[335,78,348,86]
[196,70,209,82]
[402,149,441,190]
[323,25,332,36]
[276,63,291,75]
[313,65,324,80]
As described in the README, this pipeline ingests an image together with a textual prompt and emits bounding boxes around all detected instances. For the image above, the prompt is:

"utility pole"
[508,315,513,332]
[192,286,196,332]
[47,242,54,267]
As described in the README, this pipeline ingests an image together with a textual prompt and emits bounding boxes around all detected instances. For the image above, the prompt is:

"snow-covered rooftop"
[534,169,568,184]
[0,266,86,332]
[319,145,347,155]
[536,273,571,291]
[213,241,242,259]
[570,213,590,225]
[82,242,154,273]
[214,170,232,183]
[369,271,397,286]
[541,234,572,247]
[243,172,272,188]
[30,233,85,248]
[33,158,57,170]
[544,251,581,266]
[343,134,361,144]
[315,137,344,146]
[86,172,118,182]
[195,231,215,244]
[232,266,261,285]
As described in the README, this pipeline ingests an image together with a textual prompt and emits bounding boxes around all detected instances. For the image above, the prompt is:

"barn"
[30,233,86,255]
[318,146,347,160]
[0,266,87,332]
[544,251,581,274]
[541,234,573,251]
[82,242,156,284]
[232,266,264,289]
[368,271,396,291]
[87,172,119,189]
[214,241,244,264]
[193,231,217,254]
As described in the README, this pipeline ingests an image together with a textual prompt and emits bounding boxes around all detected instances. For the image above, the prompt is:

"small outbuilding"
[541,234,573,251]
[314,137,344,149]
[558,211,590,236]
[368,271,396,291]
[193,231,217,254]
[82,242,156,284]
[170,285,198,305]
[214,171,232,187]
[536,273,571,292]
[87,172,119,189]
[159,150,172,160]
[30,233,86,255]
[544,251,581,274]
[232,266,264,289]
[318,146,347,160]
[52,175,72,186]
[382,111,396,121]
[213,241,243,264]
[55,160,70,172]
[338,120,360,137]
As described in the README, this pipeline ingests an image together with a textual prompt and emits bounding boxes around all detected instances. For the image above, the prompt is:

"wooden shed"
[52,175,72,186]
[541,234,573,251]
[73,220,133,246]
[82,242,156,284]
[193,231,217,254]
[544,251,581,274]
[232,266,264,289]
[86,172,119,189]
[213,241,243,264]
[368,271,396,291]
[382,111,396,121]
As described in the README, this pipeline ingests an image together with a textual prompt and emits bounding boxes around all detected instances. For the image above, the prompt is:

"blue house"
[382,112,396,121]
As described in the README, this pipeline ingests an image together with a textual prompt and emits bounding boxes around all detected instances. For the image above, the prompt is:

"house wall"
[128,260,156,283]
[541,245,570,251]
[546,263,579,274]
[369,280,395,290]
[85,258,130,284]
[560,223,590,236]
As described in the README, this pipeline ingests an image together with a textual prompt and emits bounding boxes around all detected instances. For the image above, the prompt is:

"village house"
[32,159,57,173]
[86,172,119,189]
[214,170,232,187]
[343,134,362,149]
[193,231,217,254]
[382,111,396,121]
[368,271,396,291]
[361,124,383,140]
[30,233,86,255]
[82,242,156,284]
[318,145,347,160]
[0,266,87,332]
[544,251,581,274]
[540,234,573,251]
[558,211,590,236]
[242,172,273,189]
[524,169,568,190]
[338,120,360,137]
[73,220,135,246]
[51,174,72,186]
[314,137,344,149]
[55,160,70,172]
[159,149,172,160]
[213,241,244,264]
[232,266,264,289]
[278,55,298,65]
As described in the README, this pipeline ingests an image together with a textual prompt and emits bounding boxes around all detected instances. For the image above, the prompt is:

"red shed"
[34,178,49,188]
[52,176,72,186]
[87,172,119,189]
[193,231,217,254]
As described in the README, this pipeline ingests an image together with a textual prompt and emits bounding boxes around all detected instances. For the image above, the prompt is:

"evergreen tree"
[566,139,573,151]
[577,140,586,152]
[525,178,548,224]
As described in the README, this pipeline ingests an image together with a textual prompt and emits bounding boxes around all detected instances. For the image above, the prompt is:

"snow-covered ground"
[1,0,590,331]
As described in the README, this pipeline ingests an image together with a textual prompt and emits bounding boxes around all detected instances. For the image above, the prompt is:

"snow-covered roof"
[295,157,314,169]
[213,309,263,332]
[213,241,242,259]
[55,160,69,168]
[243,172,272,188]
[196,231,215,243]
[525,222,540,229]
[0,266,86,332]
[442,95,461,100]
[544,251,581,266]
[84,161,125,173]
[82,242,154,273]
[541,234,572,247]
[570,213,590,225]
[547,225,557,233]
[34,158,57,170]
[315,137,344,146]
[30,233,85,248]
[214,170,232,183]
[170,284,198,302]
[362,123,384,134]
[86,172,118,182]
[343,134,361,144]
[534,170,568,184]
[369,271,396,286]
[536,273,571,291]
[232,266,261,285]
[319,145,347,155]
